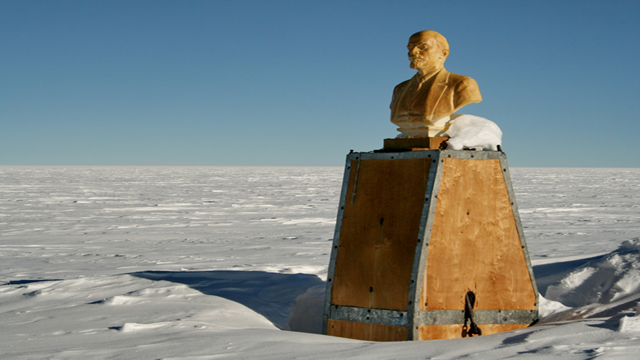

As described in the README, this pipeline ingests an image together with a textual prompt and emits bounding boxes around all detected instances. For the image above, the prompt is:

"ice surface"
[2,166,640,359]
[442,114,502,151]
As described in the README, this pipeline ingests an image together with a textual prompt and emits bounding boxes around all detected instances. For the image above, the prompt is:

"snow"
[619,314,640,333]
[2,165,640,359]
[442,114,502,151]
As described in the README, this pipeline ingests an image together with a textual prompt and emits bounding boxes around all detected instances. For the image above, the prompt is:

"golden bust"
[390,30,482,137]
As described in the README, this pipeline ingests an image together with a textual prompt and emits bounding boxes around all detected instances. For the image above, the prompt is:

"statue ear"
[442,48,450,58]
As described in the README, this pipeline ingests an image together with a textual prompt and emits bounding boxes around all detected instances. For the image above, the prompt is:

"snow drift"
[2,166,640,359]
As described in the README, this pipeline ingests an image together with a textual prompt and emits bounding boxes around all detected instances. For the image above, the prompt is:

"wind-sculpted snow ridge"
[2,166,640,359]
[539,238,640,323]
[129,270,325,332]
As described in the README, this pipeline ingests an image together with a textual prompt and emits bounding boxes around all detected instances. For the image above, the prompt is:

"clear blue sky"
[2,0,639,167]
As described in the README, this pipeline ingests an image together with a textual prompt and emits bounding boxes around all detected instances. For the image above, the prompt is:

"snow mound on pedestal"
[443,114,502,151]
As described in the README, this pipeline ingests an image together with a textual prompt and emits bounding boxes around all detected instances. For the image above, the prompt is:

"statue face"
[407,33,446,71]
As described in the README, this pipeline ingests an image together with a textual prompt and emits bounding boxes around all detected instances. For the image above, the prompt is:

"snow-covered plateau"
[2,165,640,359]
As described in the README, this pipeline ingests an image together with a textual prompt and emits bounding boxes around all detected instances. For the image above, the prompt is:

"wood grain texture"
[418,324,529,340]
[331,158,431,310]
[328,320,409,342]
[421,158,536,311]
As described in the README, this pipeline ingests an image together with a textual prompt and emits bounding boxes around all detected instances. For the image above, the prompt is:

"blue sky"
[2,0,639,167]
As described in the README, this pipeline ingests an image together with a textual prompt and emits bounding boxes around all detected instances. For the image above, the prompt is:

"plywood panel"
[328,320,409,342]
[421,158,536,311]
[332,158,431,310]
[418,324,529,340]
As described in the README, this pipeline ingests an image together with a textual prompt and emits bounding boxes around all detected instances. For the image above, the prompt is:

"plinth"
[381,136,449,151]
[323,149,538,341]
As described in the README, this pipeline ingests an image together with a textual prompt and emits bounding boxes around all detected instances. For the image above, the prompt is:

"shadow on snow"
[129,270,326,334]
[126,251,631,335]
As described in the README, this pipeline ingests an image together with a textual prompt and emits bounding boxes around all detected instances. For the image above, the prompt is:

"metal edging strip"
[327,307,536,327]
[499,155,540,315]
[328,305,409,327]
[407,150,443,340]
[322,152,358,334]
[416,309,538,325]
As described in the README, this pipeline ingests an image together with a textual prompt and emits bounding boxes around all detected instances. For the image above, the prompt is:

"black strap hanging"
[463,291,482,337]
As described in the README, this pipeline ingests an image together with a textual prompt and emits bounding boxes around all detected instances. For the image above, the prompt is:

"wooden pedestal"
[323,150,538,341]
[382,137,449,151]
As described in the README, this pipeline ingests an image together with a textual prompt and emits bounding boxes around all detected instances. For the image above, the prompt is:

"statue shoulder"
[393,79,411,92]
[441,70,478,86]
[391,79,412,103]
[390,79,412,109]
[441,70,482,106]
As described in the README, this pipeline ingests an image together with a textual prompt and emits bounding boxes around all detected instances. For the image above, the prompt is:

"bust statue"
[390,30,482,137]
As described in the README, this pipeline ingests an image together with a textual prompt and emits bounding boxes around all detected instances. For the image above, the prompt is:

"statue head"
[407,30,450,73]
